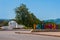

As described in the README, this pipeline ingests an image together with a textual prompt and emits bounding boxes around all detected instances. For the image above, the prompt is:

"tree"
[15,4,41,28]
[0,20,8,27]
[31,13,41,24]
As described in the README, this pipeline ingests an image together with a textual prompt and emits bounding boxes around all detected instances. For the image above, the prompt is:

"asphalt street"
[0,31,60,40]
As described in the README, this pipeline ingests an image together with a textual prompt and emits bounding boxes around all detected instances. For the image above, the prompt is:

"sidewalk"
[31,32,60,37]
[15,32,60,37]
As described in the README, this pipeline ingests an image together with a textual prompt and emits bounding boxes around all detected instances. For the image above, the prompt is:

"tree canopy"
[15,4,41,28]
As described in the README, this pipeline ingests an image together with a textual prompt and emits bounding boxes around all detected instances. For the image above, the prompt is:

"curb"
[31,33,60,37]
[15,32,60,37]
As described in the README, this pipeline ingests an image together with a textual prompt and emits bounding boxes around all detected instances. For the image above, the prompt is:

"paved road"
[0,31,60,40]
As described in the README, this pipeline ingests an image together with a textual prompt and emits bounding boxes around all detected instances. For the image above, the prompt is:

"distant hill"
[0,18,60,24]
[44,18,60,24]
[0,19,15,22]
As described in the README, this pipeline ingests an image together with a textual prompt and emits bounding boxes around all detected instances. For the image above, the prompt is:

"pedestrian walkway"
[15,32,60,37]
[31,32,60,37]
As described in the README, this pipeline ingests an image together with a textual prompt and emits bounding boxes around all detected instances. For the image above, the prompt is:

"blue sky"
[0,0,60,20]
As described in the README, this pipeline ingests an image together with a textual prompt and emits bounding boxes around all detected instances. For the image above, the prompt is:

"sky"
[0,0,60,20]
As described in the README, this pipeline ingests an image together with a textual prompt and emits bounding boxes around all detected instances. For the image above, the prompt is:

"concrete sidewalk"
[15,32,60,37]
[31,32,60,37]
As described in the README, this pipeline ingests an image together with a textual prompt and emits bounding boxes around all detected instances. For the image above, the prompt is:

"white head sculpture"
[9,21,18,29]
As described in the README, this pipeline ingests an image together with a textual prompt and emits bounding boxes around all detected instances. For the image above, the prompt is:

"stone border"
[15,32,60,37]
